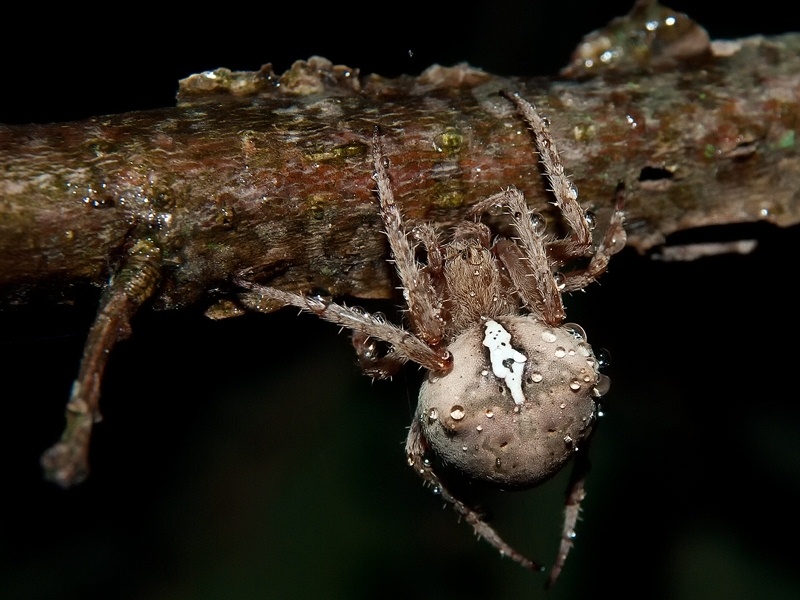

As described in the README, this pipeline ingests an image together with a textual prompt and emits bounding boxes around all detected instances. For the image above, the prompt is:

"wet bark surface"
[2,35,800,314]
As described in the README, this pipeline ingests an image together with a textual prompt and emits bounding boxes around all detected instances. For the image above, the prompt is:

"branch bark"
[2,34,799,314]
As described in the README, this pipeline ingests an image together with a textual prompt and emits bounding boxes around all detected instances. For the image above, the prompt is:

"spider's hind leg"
[405,418,543,573]
[546,434,593,588]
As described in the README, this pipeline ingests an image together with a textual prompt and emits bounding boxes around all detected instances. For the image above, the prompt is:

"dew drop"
[488,202,504,216]
[462,445,468,451]
[594,374,611,397]
[569,379,581,391]
[476,425,483,432]
[555,346,566,358]
[567,530,577,540]
[596,348,611,369]
[530,212,546,236]
[481,369,489,376]
[428,408,439,422]
[306,295,328,312]
[485,409,494,418]
[360,339,379,360]
[568,181,579,200]
[531,371,543,383]
[450,405,465,420]
[564,323,586,341]
[541,330,557,343]
[372,311,387,324]
[559,403,566,409]
[381,156,390,168]
[554,272,566,290]
[584,210,597,230]
[495,457,502,468]
[582,374,592,383]
[609,229,628,254]
[431,485,441,495]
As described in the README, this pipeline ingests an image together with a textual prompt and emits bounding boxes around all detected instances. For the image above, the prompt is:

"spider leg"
[410,222,443,277]
[546,434,593,588]
[405,418,543,572]
[235,278,452,374]
[472,188,566,325]
[562,182,627,292]
[372,128,446,348]
[502,90,593,260]
[351,330,406,379]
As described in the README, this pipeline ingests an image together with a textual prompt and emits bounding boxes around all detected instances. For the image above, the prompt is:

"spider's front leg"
[501,90,594,260]
[470,187,565,325]
[372,127,448,352]
[561,181,627,292]
[235,280,451,374]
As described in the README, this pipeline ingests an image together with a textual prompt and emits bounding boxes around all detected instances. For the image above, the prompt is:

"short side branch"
[40,239,162,487]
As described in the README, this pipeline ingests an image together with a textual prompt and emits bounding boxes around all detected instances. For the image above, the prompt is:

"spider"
[236,90,626,586]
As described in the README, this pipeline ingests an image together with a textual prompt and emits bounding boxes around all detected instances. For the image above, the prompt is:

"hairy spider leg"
[546,436,593,587]
[501,90,593,259]
[561,182,627,292]
[471,187,566,325]
[405,418,544,573]
[234,282,452,374]
[371,127,448,351]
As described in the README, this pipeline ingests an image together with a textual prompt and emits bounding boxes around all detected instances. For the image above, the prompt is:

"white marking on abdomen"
[483,320,527,405]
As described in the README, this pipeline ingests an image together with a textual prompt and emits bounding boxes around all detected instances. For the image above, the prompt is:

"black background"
[2,2,799,599]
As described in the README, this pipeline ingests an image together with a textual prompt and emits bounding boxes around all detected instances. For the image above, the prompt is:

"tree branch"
[2,35,799,313]
[2,1,799,487]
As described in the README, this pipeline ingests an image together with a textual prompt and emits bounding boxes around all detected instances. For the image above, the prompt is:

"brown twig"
[1,6,799,487]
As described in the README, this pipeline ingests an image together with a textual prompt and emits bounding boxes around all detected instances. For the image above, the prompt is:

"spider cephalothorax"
[237,91,625,585]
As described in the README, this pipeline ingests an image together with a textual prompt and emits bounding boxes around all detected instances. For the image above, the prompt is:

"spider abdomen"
[417,316,603,488]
